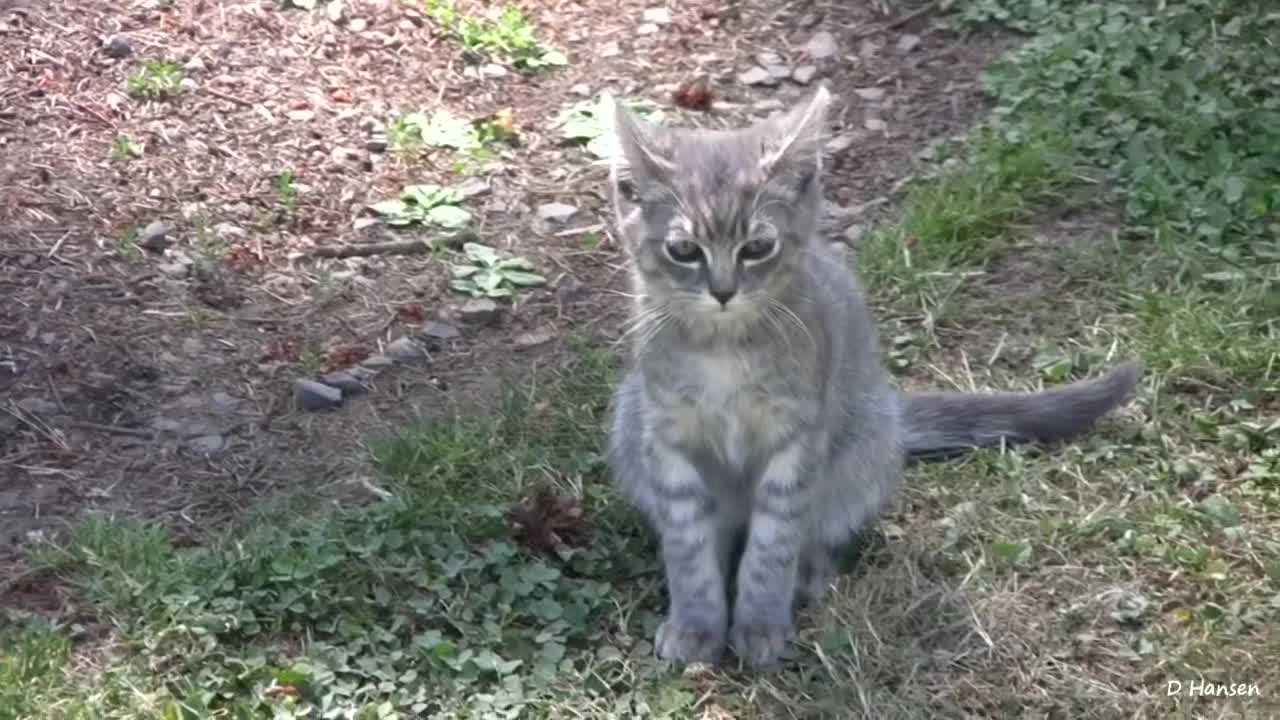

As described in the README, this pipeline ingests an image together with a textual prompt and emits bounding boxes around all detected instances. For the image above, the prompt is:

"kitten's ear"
[606,94,675,202]
[758,85,830,188]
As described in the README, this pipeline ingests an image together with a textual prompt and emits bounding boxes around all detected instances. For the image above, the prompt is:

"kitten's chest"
[653,351,812,471]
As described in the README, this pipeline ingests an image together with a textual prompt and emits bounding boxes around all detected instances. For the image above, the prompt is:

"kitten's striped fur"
[605,87,1140,667]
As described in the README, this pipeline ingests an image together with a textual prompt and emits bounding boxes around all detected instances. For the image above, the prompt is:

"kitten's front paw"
[729,620,795,667]
[655,618,726,664]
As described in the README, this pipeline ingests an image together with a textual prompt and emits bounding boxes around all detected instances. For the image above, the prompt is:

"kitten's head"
[608,87,829,335]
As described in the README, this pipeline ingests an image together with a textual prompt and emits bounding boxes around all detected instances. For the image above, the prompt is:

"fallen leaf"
[673,77,712,111]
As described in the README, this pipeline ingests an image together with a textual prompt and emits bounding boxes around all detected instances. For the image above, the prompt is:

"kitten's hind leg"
[650,445,730,664]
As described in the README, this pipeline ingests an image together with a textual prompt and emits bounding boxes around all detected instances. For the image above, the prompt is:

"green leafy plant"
[449,242,546,298]
[557,96,663,159]
[126,60,183,99]
[389,108,515,157]
[109,133,141,161]
[369,184,471,228]
[423,0,567,69]
[274,171,298,209]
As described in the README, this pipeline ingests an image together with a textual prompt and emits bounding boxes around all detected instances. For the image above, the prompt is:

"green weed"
[126,60,183,99]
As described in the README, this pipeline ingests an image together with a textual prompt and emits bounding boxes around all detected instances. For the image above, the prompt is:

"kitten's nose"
[710,288,736,307]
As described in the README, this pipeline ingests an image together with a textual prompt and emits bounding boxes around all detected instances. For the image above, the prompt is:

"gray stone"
[421,320,460,340]
[537,202,578,223]
[803,31,838,60]
[855,87,887,101]
[514,329,556,350]
[385,336,426,361]
[295,379,343,410]
[187,434,225,454]
[365,135,389,153]
[738,67,778,87]
[755,51,784,67]
[481,63,508,78]
[138,221,173,253]
[896,34,922,53]
[183,56,207,74]
[105,35,133,59]
[459,298,500,326]
[158,262,190,279]
[360,354,396,370]
[765,64,792,80]
[636,23,659,35]
[643,7,671,24]
[571,83,591,97]
[753,98,785,112]
[210,392,239,410]
[842,224,868,245]
[320,371,368,395]
[792,65,818,85]
[16,397,59,415]
[456,178,490,199]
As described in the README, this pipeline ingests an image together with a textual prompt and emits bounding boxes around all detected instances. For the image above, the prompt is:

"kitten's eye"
[739,238,777,262]
[665,238,703,264]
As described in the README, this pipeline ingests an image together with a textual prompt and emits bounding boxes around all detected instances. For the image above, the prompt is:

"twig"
[854,0,941,39]
[66,420,154,438]
[201,86,255,108]
[309,231,472,258]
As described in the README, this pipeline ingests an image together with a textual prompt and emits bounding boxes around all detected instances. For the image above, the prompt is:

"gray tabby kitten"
[605,86,1140,668]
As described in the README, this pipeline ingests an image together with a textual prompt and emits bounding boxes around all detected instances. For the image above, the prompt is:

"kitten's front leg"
[650,444,729,664]
[730,441,814,667]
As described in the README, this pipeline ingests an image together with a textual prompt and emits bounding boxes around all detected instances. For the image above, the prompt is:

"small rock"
[16,397,59,415]
[824,133,857,154]
[765,64,792,81]
[179,78,198,92]
[643,7,671,24]
[855,87,887,101]
[365,135,389,154]
[138,221,173,253]
[327,0,345,22]
[514,329,556,350]
[181,337,205,355]
[104,35,133,59]
[456,177,490,199]
[842,224,867,246]
[636,23,659,35]
[896,34,922,52]
[755,51,784,67]
[600,42,620,58]
[349,17,368,32]
[482,63,508,78]
[158,262,189,279]
[571,83,591,97]
[792,65,817,85]
[183,56,207,74]
[360,354,396,370]
[295,379,343,410]
[459,299,500,326]
[287,109,315,122]
[320,371,368,395]
[537,202,578,223]
[737,67,778,87]
[187,434,225,454]
[753,98,785,112]
[210,392,239,410]
[556,275,586,305]
[864,117,887,132]
[421,320,460,340]
[386,336,426,361]
[803,31,838,60]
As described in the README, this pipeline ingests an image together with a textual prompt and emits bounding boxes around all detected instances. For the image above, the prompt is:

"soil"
[0,0,1008,599]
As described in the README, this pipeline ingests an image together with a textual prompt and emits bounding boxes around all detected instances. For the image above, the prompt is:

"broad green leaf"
[990,541,1032,564]
[423,110,480,150]
[369,199,410,216]
[402,184,447,207]
[450,265,481,278]
[496,257,536,271]
[486,285,514,298]
[464,242,501,265]
[539,50,568,66]
[449,279,481,296]
[502,271,546,287]
[426,204,471,228]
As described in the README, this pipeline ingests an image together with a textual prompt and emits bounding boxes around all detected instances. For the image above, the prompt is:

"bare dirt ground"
[1,0,1004,593]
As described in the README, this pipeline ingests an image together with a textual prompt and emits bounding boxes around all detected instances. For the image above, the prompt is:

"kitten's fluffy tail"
[900,362,1142,460]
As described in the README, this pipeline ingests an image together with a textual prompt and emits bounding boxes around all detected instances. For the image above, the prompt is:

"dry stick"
[854,0,941,39]
[201,86,256,108]
[309,231,473,258]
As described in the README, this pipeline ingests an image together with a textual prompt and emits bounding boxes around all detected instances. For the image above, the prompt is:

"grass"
[7,0,1280,718]
[126,60,183,99]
